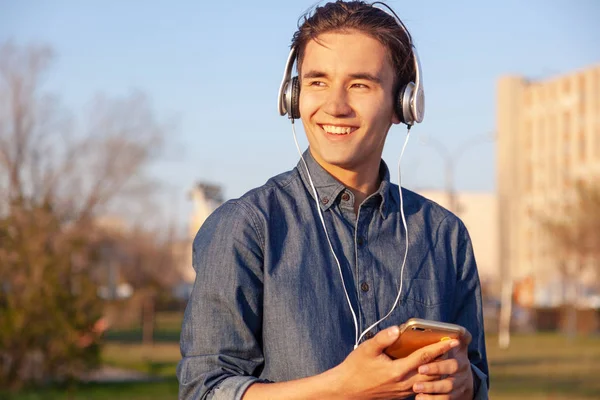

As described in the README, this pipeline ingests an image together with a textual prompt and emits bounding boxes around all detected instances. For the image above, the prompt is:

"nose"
[322,86,352,117]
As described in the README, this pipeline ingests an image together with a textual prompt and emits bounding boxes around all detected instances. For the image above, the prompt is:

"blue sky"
[1,0,599,228]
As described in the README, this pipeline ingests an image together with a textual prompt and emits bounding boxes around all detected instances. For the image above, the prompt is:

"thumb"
[363,326,400,356]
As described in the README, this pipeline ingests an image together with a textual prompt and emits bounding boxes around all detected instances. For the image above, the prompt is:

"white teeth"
[321,125,356,135]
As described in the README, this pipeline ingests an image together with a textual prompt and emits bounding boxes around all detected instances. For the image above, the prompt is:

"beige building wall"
[496,64,600,305]
[417,190,499,287]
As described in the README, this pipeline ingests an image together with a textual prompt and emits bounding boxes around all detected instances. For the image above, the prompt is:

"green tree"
[0,204,103,389]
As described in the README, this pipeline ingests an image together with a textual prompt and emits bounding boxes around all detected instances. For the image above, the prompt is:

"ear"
[391,111,401,125]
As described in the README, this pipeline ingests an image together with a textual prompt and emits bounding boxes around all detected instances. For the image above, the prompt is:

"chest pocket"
[403,278,453,308]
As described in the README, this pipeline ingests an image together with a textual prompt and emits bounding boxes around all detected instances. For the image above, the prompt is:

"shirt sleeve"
[177,200,268,400]
[451,221,490,396]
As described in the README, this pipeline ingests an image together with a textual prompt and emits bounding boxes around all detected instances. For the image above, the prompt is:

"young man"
[177,1,489,399]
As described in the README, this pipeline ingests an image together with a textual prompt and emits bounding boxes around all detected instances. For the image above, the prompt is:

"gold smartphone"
[384,318,471,359]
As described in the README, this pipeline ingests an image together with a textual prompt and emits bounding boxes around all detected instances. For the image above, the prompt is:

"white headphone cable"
[355,125,411,345]
[291,121,412,349]
[291,120,360,346]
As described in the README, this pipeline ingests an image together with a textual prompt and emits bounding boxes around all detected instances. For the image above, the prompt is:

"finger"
[402,339,460,371]
[446,343,471,368]
[418,358,459,376]
[415,394,450,400]
[414,377,455,394]
[411,372,444,383]
[363,326,400,356]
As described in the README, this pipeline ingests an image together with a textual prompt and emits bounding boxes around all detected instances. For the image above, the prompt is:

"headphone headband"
[371,1,424,124]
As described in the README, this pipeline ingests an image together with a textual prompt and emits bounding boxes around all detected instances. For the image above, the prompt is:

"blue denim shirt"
[178,150,489,399]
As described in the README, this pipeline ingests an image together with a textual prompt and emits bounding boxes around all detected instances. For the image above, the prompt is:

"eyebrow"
[302,70,382,84]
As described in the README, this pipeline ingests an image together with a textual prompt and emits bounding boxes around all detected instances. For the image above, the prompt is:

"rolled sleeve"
[177,200,266,399]
[178,365,264,400]
[209,376,267,399]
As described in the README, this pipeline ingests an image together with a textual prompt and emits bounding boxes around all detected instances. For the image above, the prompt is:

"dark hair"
[291,1,415,89]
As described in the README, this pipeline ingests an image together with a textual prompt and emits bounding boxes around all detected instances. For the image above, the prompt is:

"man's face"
[299,30,400,177]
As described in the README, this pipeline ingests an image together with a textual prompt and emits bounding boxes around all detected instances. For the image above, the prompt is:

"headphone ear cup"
[396,84,408,124]
[398,82,416,125]
[290,77,300,119]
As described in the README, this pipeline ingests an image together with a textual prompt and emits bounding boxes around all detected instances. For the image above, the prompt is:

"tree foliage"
[0,41,176,389]
[539,178,600,299]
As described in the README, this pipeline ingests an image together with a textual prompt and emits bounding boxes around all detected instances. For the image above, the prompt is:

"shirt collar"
[295,149,345,212]
[295,149,396,218]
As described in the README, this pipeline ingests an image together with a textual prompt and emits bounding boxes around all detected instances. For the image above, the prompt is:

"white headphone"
[278,1,425,126]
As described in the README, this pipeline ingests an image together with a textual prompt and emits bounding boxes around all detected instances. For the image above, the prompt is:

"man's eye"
[351,83,368,89]
[309,81,325,87]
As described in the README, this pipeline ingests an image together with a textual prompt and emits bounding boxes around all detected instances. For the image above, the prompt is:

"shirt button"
[357,237,365,246]
[361,282,369,292]
[321,197,329,205]
[341,192,350,201]
[365,331,375,340]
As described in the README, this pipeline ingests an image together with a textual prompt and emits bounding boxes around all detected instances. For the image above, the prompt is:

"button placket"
[355,207,377,340]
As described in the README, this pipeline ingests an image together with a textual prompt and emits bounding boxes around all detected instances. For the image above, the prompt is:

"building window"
[578,73,586,117]
[563,77,571,96]
[539,119,545,150]
[596,127,600,160]
[579,129,586,163]
[563,111,571,139]
[525,161,532,193]
[562,170,570,188]
[524,89,533,110]
[525,119,533,152]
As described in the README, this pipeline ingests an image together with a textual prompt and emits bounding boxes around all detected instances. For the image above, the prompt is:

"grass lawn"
[487,333,600,399]
[5,379,179,400]
[102,343,180,378]
[102,311,183,343]
[5,312,600,399]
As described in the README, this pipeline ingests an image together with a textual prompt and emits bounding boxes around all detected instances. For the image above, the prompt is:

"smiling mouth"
[319,124,358,135]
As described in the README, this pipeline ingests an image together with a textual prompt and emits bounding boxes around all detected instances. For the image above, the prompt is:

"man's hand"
[332,326,460,399]
[411,338,474,400]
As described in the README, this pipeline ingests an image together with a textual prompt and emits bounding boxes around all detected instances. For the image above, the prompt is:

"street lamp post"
[420,133,495,214]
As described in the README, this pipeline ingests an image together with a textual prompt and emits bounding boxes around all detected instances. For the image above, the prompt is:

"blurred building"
[180,182,225,283]
[417,190,499,290]
[189,182,224,240]
[497,64,600,306]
